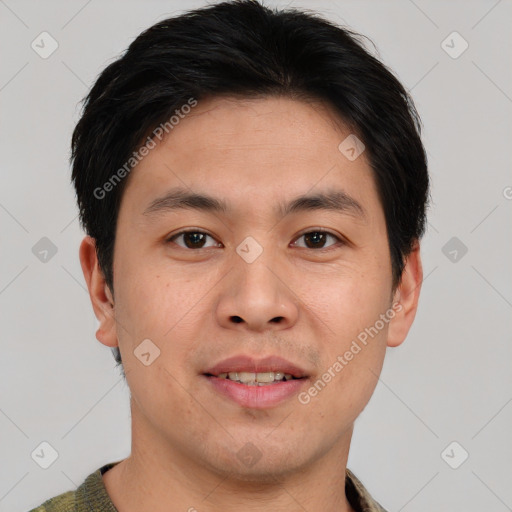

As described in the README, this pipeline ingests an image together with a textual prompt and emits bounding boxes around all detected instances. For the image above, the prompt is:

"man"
[30,0,428,510]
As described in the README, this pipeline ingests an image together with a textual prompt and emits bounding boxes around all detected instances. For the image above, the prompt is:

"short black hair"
[71,0,429,369]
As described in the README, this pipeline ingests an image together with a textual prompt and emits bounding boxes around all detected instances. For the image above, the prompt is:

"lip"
[203,355,309,409]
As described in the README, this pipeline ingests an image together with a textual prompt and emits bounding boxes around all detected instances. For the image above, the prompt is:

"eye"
[166,229,344,251]
[167,230,221,249]
[291,230,343,250]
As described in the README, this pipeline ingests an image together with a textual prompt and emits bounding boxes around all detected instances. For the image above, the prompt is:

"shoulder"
[27,490,76,512]
[26,461,121,512]
[346,467,389,512]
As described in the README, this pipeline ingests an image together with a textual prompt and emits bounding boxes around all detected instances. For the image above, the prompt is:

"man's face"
[91,96,405,479]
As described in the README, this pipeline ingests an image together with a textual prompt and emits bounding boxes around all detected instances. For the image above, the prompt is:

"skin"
[79,96,423,512]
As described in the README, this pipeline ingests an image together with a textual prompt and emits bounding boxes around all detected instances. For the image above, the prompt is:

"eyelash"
[166,229,345,252]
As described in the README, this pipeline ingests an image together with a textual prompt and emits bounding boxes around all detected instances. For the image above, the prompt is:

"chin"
[215,458,306,485]
[201,441,313,484]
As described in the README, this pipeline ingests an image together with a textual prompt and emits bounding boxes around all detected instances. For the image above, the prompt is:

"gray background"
[1,1,511,511]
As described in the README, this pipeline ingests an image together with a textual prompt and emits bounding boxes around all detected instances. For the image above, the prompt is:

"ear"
[79,236,118,348]
[386,241,423,348]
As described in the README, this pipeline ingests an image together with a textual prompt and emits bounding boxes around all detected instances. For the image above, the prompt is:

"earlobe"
[386,242,423,348]
[79,236,118,348]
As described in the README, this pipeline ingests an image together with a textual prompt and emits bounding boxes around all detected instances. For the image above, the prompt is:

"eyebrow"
[142,186,366,221]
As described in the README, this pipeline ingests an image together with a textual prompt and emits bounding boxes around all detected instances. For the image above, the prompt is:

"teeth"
[249,371,273,383]
[217,372,294,384]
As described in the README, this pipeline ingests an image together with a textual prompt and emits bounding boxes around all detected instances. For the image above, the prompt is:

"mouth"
[203,355,309,408]
[208,371,299,385]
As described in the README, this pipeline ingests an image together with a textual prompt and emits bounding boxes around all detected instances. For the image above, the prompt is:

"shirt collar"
[346,468,388,511]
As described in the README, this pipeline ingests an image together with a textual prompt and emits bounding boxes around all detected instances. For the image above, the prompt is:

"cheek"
[114,260,215,386]
[127,362,206,448]
[299,265,390,400]
[303,261,391,336]
[115,271,204,415]
[300,296,389,427]
[114,255,201,336]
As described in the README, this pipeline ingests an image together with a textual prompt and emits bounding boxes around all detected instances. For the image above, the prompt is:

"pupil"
[305,232,326,248]
[185,232,205,248]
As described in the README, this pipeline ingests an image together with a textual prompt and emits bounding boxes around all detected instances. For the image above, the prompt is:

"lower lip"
[205,376,307,409]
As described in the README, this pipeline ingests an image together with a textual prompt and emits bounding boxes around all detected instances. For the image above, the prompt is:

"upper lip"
[204,355,308,378]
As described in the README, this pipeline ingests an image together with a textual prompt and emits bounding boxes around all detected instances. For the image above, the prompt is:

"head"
[75,0,428,480]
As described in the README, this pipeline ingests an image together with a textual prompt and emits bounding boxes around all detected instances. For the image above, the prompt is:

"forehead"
[119,95,379,221]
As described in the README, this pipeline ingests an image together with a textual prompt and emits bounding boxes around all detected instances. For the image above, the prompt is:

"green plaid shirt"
[29,462,388,512]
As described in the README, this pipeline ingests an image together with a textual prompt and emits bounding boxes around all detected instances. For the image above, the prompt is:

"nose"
[215,246,299,333]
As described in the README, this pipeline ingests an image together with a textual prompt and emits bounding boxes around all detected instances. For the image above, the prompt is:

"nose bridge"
[215,234,299,331]
[233,234,282,302]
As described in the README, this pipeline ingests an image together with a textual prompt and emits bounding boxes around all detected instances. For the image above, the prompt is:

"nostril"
[231,316,243,323]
